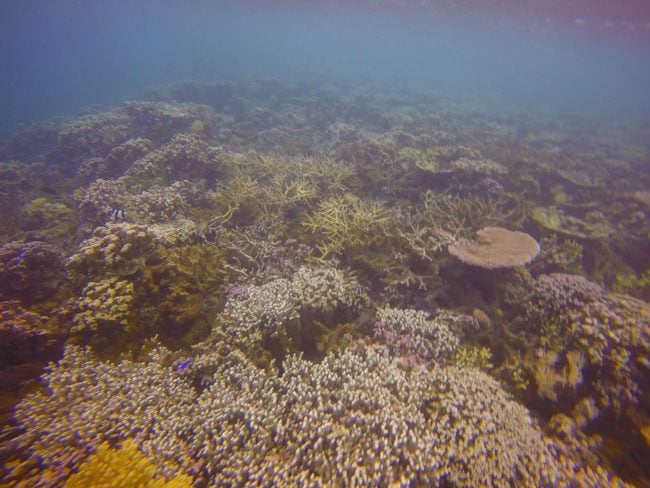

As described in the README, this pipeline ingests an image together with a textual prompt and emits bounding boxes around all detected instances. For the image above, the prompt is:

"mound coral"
[0,240,66,303]
[531,273,650,426]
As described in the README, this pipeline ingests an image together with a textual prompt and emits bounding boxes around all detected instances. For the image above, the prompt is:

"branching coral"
[374,307,459,365]
[0,300,61,366]
[210,174,264,224]
[225,278,299,338]
[8,345,197,486]
[125,133,222,184]
[72,277,135,333]
[78,137,151,181]
[291,266,367,315]
[303,194,392,258]
[65,439,193,488]
[66,223,153,281]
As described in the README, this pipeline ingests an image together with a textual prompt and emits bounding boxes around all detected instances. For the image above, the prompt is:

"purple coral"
[533,273,608,312]
[0,241,66,303]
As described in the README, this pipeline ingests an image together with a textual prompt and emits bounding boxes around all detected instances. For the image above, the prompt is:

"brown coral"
[448,226,540,269]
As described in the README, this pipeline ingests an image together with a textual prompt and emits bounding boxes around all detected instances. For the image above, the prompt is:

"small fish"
[257,224,268,238]
[18,252,30,259]
[176,359,193,371]
[354,285,364,296]
[108,209,127,221]
[380,185,391,194]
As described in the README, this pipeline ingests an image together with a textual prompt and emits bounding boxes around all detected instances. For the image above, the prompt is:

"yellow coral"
[72,278,134,332]
[452,345,493,370]
[65,439,192,488]
[303,194,391,258]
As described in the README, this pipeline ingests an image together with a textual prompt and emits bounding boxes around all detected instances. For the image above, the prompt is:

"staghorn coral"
[64,439,193,488]
[448,226,540,269]
[210,174,264,224]
[303,194,392,258]
[72,277,135,333]
[235,153,355,194]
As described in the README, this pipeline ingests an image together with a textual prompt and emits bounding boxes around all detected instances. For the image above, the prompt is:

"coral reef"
[0,300,62,367]
[530,273,650,455]
[303,194,392,258]
[7,345,197,486]
[532,206,613,239]
[1,77,648,484]
[9,343,623,487]
[125,133,223,185]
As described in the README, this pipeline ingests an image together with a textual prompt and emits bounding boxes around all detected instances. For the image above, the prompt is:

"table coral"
[448,226,540,269]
